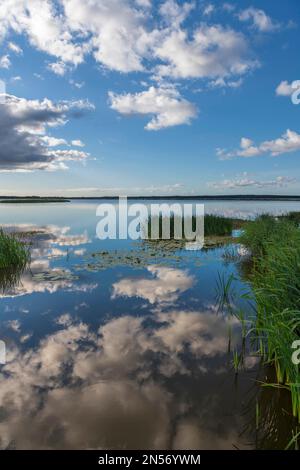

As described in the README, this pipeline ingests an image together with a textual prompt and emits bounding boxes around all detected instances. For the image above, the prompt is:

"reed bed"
[0,228,30,269]
[239,215,300,421]
[146,214,234,239]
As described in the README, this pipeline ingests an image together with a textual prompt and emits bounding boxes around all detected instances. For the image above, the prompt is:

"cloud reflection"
[0,307,245,449]
[112,265,195,305]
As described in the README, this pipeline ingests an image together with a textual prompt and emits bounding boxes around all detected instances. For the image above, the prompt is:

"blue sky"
[0,0,300,196]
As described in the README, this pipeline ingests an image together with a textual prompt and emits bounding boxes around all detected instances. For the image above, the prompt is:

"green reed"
[146,214,234,239]
[239,215,300,421]
[0,229,30,269]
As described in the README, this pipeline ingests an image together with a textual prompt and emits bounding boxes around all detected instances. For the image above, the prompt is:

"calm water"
[0,199,299,450]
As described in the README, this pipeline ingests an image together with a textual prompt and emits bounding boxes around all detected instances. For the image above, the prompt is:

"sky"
[0,0,300,196]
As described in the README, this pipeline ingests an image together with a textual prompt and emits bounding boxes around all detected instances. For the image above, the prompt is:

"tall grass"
[146,214,233,239]
[0,229,30,269]
[239,215,300,420]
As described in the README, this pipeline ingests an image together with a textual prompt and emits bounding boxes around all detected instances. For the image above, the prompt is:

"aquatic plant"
[215,271,236,314]
[0,229,30,269]
[239,216,300,421]
[147,214,234,240]
[0,229,30,292]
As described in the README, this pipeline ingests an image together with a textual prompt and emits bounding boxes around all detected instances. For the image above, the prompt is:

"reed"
[146,214,234,239]
[239,216,300,421]
[0,229,30,269]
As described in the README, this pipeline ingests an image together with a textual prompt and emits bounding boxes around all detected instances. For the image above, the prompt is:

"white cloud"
[71,139,85,147]
[0,94,94,171]
[8,41,23,54]
[209,174,296,189]
[56,183,184,196]
[47,61,69,76]
[209,77,243,89]
[109,85,197,130]
[62,0,154,73]
[203,4,215,16]
[135,0,151,7]
[276,80,300,97]
[0,54,11,69]
[69,79,84,89]
[0,0,85,64]
[217,129,300,159]
[112,265,195,305]
[11,76,22,82]
[159,0,195,27]
[222,3,235,13]
[0,1,257,82]
[154,24,257,80]
[238,7,279,32]
[41,136,68,147]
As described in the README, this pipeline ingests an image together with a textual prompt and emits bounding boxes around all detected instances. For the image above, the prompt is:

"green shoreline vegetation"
[0,229,30,269]
[0,229,31,290]
[0,198,70,203]
[238,214,300,422]
[146,214,244,240]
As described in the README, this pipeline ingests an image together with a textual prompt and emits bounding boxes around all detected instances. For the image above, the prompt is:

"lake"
[0,199,299,449]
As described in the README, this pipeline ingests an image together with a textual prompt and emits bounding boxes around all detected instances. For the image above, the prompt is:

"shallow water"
[0,199,299,450]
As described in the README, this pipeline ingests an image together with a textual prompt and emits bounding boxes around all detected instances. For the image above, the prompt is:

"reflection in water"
[0,224,95,298]
[112,265,195,305]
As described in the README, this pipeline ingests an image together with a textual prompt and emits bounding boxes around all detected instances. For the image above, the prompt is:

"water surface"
[0,199,299,449]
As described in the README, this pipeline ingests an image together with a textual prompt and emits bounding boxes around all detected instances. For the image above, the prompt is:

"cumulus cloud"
[209,174,296,190]
[109,85,197,130]
[154,24,257,80]
[0,305,241,448]
[208,77,243,89]
[0,0,264,132]
[159,0,195,27]
[8,41,23,54]
[0,94,94,171]
[203,4,215,16]
[238,7,279,32]
[112,265,195,304]
[0,0,85,64]
[11,75,22,82]
[0,54,11,69]
[217,129,300,159]
[62,0,155,73]
[222,3,235,13]
[47,61,69,76]
[0,1,257,81]
[276,80,300,99]
[71,139,85,147]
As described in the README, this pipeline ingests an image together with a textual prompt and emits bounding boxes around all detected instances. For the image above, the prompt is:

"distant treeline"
[1,195,300,201]
[0,197,70,203]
